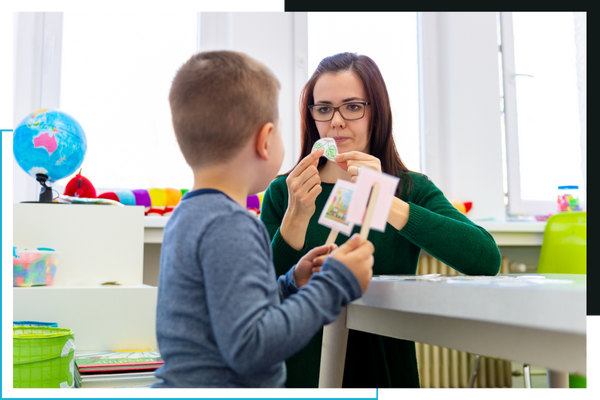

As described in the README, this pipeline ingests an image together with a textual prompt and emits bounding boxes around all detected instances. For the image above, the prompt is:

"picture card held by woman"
[346,167,400,232]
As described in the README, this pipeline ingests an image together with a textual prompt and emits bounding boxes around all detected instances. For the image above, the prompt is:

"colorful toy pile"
[13,248,59,287]
[557,185,581,213]
[62,171,265,217]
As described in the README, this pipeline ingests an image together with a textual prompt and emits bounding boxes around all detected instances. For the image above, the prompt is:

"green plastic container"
[569,373,586,388]
[13,327,76,388]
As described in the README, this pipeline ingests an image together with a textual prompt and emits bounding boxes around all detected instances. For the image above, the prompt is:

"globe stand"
[36,174,54,203]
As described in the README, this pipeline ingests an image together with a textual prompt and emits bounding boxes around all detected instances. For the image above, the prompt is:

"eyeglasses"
[308,101,370,122]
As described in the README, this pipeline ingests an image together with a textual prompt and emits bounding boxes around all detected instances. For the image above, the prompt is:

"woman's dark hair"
[292,52,413,198]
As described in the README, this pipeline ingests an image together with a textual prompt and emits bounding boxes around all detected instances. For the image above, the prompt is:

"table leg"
[318,307,349,388]
[547,369,569,388]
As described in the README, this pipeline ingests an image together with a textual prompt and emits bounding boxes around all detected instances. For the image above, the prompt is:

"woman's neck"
[318,160,352,184]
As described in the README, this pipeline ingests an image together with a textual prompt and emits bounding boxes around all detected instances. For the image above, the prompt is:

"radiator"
[414,255,513,388]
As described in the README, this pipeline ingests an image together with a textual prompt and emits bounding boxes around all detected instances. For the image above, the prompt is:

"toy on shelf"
[450,201,473,215]
[59,175,189,214]
[132,189,152,214]
[147,189,167,216]
[164,188,183,216]
[13,247,60,287]
[64,169,96,198]
[246,192,265,217]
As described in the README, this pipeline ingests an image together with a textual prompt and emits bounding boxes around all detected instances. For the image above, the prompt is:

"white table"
[318,274,586,388]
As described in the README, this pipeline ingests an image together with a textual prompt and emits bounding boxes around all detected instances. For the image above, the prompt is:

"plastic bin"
[13,326,76,388]
[13,248,59,287]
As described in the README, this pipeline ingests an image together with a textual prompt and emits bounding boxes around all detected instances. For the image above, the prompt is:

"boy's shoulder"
[167,190,258,233]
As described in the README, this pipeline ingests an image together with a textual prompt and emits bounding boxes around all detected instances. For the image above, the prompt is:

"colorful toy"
[557,185,581,213]
[132,189,152,215]
[13,248,59,287]
[450,201,473,214]
[147,188,167,216]
[63,169,96,198]
[164,188,182,216]
[98,191,120,202]
[114,190,136,206]
[247,194,261,217]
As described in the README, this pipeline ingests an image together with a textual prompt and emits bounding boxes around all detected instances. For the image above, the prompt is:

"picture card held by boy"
[346,167,400,232]
[318,179,356,236]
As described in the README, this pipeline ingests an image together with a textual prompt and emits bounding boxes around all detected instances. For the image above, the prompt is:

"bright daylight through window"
[60,11,198,191]
[308,12,421,172]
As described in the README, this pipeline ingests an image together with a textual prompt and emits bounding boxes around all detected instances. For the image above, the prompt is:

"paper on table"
[346,167,399,232]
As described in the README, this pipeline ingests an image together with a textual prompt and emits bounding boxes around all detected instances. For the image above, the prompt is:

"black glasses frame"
[308,101,370,122]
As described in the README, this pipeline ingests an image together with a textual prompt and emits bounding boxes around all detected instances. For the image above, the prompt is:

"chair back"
[537,211,586,274]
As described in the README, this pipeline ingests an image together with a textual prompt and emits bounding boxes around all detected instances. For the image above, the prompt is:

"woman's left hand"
[334,151,382,182]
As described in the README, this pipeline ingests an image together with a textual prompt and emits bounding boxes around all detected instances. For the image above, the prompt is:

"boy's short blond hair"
[169,51,280,168]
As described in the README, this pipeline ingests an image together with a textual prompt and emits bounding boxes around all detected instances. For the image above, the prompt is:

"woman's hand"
[285,148,324,220]
[280,148,324,250]
[334,151,382,182]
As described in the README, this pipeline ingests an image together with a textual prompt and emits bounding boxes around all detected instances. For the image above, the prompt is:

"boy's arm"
[200,212,361,376]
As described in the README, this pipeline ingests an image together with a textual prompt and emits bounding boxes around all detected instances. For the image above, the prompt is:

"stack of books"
[74,349,163,388]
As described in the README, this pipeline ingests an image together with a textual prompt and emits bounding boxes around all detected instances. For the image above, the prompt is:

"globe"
[13,108,87,184]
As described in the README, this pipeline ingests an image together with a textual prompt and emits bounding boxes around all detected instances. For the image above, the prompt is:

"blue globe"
[13,109,87,183]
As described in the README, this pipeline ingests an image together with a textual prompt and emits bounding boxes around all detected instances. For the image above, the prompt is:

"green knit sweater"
[260,171,501,388]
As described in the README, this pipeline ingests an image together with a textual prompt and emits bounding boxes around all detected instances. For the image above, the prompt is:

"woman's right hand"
[286,148,324,220]
[280,148,324,250]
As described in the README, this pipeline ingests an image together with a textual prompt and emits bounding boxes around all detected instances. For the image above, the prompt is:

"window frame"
[499,12,586,216]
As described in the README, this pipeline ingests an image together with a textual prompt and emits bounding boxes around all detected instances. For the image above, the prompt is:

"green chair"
[538,211,586,388]
[470,211,587,388]
[537,211,586,275]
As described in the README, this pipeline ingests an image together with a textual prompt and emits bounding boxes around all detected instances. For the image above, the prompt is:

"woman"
[260,52,501,388]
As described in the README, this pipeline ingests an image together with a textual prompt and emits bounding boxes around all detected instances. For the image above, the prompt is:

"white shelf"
[14,285,158,351]
[14,204,156,353]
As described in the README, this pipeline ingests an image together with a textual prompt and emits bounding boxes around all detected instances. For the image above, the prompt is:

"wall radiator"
[414,255,513,388]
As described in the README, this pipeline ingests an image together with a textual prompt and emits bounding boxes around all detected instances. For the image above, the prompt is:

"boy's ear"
[255,122,274,161]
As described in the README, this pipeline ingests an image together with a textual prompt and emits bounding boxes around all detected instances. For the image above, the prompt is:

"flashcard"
[318,179,356,236]
[312,138,338,161]
[346,167,400,232]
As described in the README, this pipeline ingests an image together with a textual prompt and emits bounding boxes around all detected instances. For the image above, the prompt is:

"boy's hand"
[294,243,336,288]
[329,234,374,293]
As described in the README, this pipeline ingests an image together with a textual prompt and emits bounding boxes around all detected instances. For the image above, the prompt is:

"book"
[75,350,164,374]
[75,368,160,388]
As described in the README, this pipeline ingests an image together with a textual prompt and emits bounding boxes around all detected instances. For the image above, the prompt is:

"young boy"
[153,50,374,388]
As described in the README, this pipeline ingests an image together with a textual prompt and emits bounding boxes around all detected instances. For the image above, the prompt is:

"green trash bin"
[13,326,76,388]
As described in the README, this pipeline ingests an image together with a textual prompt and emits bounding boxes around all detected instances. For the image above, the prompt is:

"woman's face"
[312,71,372,154]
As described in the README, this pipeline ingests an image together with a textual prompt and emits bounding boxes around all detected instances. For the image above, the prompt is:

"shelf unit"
[13,203,157,351]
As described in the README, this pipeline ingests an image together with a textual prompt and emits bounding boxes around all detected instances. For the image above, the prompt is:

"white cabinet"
[13,203,157,351]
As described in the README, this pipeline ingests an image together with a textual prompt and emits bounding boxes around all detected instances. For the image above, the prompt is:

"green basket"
[13,326,76,388]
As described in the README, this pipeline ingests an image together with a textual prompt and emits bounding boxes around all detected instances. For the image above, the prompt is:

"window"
[500,12,586,216]
[59,11,198,192]
[307,12,421,172]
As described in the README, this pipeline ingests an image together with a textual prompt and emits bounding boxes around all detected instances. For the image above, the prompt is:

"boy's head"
[169,51,281,170]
